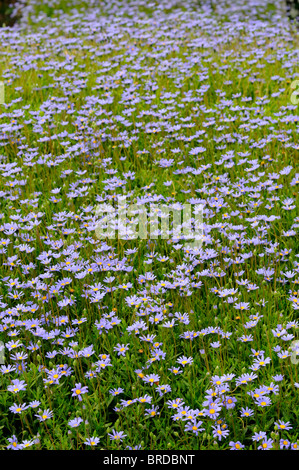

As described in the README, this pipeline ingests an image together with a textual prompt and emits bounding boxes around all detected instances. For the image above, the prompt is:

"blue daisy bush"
[0,0,298,451]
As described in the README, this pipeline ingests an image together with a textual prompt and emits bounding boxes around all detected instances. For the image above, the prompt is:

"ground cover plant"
[0,0,298,451]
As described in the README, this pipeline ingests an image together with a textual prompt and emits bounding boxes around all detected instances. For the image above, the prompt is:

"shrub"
[0,0,19,26]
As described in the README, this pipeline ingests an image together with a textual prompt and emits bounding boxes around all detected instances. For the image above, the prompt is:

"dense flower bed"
[0,0,298,450]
